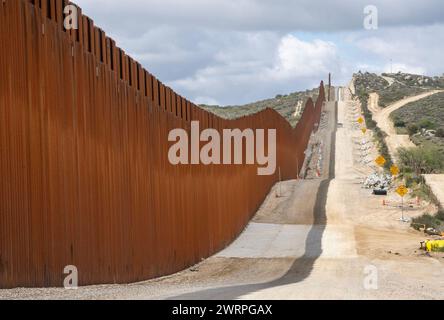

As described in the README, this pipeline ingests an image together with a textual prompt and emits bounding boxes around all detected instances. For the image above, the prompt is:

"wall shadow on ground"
[170,103,337,300]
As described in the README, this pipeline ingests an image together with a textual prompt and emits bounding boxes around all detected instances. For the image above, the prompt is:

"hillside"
[199,88,321,127]
[353,72,444,171]
[391,92,444,158]
[354,71,444,107]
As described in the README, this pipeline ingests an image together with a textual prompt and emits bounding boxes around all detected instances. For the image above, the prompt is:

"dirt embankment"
[423,175,444,207]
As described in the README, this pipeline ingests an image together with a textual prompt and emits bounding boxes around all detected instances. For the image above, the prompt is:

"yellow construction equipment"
[424,239,444,252]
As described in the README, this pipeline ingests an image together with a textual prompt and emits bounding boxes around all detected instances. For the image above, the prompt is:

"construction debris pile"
[363,173,392,190]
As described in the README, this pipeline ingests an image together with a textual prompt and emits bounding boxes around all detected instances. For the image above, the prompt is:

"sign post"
[358,118,366,144]
[396,185,409,222]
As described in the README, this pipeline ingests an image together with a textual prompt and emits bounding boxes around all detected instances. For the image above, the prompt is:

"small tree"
[398,146,444,176]
[394,119,406,127]
[407,123,419,135]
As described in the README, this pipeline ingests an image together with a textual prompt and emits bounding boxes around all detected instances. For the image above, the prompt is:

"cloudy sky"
[75,0,444,106]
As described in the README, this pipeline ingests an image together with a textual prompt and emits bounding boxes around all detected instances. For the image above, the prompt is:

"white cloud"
[194,96,221,106]
[72,1,444,105]
[270,35,338,79]
[383,63,426,75]
[349,24,444,76]
[170,34,342,105]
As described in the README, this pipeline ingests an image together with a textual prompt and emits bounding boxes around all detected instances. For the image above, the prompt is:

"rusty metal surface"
[0,0,325,288]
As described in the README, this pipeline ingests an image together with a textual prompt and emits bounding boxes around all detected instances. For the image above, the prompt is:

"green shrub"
[405,174,421,188]
[418,118,435,130]
[436,128,444,138]
[394,119,406,127]
[411,213,442,230]
[398,146,444,175]
[437,209,444,221]
[402,166,413,173]
[407,124,419,135]
[366,118,377,129]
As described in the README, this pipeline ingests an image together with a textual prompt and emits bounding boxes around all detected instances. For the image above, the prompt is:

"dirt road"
[1,87,443,300]
[370,90,443,160]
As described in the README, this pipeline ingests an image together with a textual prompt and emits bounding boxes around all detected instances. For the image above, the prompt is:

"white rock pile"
[363,173,392,190]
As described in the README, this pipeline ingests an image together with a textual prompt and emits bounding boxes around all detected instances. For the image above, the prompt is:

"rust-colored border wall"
[0,0,325,288]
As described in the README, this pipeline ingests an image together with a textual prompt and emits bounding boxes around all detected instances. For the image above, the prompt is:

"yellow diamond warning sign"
[361,127,367,135]
[396,185,408,197]
[390,165,399,176]
[357,117,364,124]
[375,155,386,167]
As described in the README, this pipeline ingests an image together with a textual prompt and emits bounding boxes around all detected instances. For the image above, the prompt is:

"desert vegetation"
[412,210,444,233]
[397,146,444,231]
[354,71,444,108]
[396,145,443,230]
[199,88,320,127]
[391,92,444,159]
[355,88,393,170]
[398,147,444,177]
